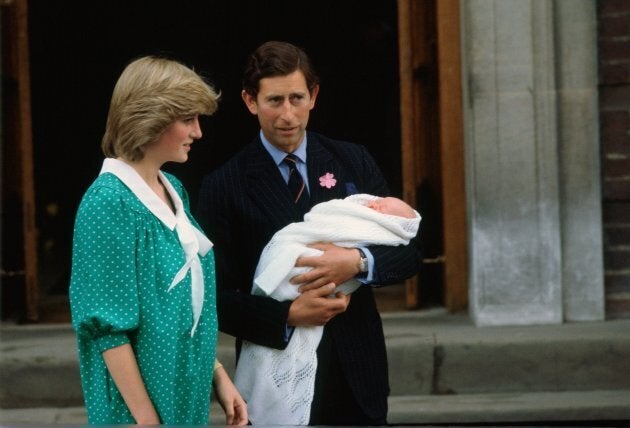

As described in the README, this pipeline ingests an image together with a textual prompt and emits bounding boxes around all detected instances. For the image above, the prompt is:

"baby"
[235,194,421,425]
[365,195,417,218]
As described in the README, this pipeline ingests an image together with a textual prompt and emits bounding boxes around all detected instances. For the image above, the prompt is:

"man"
[198,41,421,425]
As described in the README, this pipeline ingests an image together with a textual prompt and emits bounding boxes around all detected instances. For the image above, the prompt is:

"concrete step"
[2,390,629,425]
[2,309,630,424]
[0,401,228,425]
[0,323,237,408]
[388,390,630,424]
[381,309,630,396]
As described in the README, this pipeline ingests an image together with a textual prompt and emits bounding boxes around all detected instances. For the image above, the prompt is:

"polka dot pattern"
[69,172,218,424]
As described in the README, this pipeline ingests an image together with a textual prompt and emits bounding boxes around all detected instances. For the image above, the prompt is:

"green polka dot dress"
[69,159,218,425]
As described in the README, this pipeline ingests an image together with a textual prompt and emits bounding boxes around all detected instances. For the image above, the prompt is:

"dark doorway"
[26,1,402,318]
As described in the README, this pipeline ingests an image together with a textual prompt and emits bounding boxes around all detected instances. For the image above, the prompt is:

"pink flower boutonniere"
[319,172,337,189]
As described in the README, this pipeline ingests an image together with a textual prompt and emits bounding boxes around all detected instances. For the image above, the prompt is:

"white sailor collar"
[100,157,177,229]
[99,158,212,255]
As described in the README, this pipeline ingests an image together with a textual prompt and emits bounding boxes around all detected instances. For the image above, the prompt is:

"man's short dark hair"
[242,41,320,97]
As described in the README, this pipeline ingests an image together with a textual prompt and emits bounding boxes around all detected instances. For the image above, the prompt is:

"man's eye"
[290,95,305,105]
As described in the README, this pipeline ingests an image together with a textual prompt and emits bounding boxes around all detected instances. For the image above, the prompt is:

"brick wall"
[598,0,630,318]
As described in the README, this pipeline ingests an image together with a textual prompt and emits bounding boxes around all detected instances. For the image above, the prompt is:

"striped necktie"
[283,154,310,215]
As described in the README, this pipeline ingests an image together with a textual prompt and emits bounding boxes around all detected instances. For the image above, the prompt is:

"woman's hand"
[213,364,248,425]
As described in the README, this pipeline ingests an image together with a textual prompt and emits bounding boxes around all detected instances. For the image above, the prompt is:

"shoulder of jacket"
[309,130,364,148]
[201,144,251,186]
[308,131,367,161]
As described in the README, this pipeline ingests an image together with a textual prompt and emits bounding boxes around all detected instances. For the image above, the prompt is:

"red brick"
[606,297,630,320]
[603,226,630,246]
[603,202,630,223]
[602,135,630,155]
[605,273,630,291]
[604,181,630,200]
[600,63,630,85]
[601,110,630,128]
[600,126,630,144]
[599,86,630,110]
[600,128,630,144]
[598,15,630,38]
[604,249,630,269]
[598,0,630,18]
[598,40,630,64]
[603,157,630,176]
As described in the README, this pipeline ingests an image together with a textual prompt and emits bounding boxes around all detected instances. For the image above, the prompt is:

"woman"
[69,56,247,425]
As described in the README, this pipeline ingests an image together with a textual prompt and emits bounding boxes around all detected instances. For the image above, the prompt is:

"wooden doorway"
[1,0,40,322]
[398,0,468,311]
[3,1,412,321]
[2,1,467,321]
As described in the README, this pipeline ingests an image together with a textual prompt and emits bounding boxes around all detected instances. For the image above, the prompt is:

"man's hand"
[287,283,351,327]
[291,243,361,292]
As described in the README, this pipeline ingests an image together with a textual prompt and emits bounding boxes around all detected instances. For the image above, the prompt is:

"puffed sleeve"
[69,185,139,353]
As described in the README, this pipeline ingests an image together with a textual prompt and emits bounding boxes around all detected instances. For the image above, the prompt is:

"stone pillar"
[461,0,604,326]
[555,0,604,321]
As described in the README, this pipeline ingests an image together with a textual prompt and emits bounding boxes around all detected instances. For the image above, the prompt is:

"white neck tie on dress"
[168,206,205,337]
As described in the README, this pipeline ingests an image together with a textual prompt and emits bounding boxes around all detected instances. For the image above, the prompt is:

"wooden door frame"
[2,0,40,321]
[398,0,467,311]
[3,0,465,319]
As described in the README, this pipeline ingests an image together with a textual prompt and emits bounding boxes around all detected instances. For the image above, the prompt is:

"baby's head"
[365,197,416,219]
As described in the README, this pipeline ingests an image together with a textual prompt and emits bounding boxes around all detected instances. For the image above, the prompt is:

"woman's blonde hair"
[102,56,219,161]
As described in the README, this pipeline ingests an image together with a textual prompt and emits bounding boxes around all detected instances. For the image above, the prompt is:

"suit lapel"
[244,139,303,226]
[307,137,347,206]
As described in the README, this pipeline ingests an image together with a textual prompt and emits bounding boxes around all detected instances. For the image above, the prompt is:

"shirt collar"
[260,130,308,166]
[99,158,180,230]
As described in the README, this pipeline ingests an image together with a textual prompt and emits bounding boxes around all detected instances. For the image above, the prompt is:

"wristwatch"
[357,249,368,273]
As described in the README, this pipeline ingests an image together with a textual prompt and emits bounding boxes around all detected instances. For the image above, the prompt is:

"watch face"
[360,257,368,272]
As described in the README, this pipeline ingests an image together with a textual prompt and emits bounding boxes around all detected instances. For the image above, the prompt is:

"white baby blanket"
[234,194,420,425]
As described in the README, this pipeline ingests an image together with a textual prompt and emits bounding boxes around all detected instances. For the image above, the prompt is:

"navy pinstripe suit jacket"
[197,131,421,421]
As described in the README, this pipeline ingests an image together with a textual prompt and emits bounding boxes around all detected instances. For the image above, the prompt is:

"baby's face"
[366,197,415,219]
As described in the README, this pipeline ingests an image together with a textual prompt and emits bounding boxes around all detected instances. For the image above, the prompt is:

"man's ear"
[308,84,320,110]
[241,90,258,115]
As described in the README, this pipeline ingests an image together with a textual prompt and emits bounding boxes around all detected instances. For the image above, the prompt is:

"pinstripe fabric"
[197,131,422,423]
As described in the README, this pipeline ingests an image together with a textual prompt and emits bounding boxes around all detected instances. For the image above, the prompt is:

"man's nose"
[279,99,296,120]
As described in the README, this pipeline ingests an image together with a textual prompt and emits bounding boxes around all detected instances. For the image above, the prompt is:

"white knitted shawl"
[234,194,420,425]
